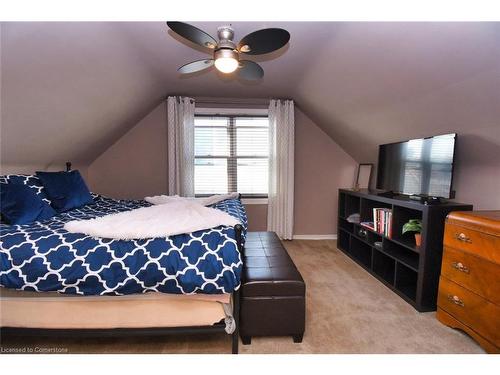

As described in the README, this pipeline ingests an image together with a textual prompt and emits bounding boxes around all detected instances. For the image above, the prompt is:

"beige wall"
[88,104,168,199]
[87,103,357,235]
[293,109,357,234]
[452,126,500,209]
[245,205,268,232]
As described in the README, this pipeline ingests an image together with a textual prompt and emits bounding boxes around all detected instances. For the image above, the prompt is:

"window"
[194,114,269,197]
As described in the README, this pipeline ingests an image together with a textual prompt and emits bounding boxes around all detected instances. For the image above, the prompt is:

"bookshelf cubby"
[345,194,361,218]
[353,224,382,247]
[337,189,472,311]
[395,263,418,301]
[373,250,396,285]
[383,239,419,270]
[338,229,350,252]
[360,199,392,223]
[350,237,372,268]
[392,205,423,250]
[338,217,354,233]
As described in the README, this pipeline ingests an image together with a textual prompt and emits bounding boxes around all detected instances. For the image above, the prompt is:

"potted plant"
[402,219,422,247]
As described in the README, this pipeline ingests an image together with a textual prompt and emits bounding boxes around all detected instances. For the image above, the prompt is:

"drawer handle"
[451,262,470,274]
[454,233,472,243]
[447,294,465,307]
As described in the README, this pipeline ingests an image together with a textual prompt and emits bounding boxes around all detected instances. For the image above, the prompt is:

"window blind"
[194,115,269,197]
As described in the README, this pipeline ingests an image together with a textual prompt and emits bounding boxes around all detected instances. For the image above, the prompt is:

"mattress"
[0,288,230,329]
[0,194,247,296]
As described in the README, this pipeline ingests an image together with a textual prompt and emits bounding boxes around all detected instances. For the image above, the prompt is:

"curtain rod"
[193,97,296,107]
[166,96,296,107]
[194,98,269,105]
[194,101,266,105]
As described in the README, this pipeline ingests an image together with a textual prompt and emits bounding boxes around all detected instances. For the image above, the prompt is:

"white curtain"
[267,99,295,240]
[167,96,195,197]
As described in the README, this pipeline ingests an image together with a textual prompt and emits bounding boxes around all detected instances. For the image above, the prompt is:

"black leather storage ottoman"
[240,232,305,345]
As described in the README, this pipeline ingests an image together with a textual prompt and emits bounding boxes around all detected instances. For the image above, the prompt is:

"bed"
[0,174,247,353]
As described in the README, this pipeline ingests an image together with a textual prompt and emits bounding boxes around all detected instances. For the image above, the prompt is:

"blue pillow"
[0,174,52,204]
[0,184,56,225]
[36,170,94,212]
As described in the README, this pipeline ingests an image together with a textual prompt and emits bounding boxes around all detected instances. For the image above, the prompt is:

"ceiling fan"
[166,22,290,80]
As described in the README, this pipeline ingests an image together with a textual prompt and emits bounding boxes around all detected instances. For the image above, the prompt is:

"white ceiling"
[1,22,499,166]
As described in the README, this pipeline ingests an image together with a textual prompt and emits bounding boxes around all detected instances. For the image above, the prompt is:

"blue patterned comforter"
[0,195,246,296]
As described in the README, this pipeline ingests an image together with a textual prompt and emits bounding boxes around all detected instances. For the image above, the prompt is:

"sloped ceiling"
[295,22,500,162]
[1,22,499,167]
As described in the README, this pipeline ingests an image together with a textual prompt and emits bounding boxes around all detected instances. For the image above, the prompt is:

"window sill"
[241,198,268,205]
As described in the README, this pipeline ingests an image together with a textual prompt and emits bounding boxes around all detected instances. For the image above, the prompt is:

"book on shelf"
[360,221,375,231]
[373,208,393,237]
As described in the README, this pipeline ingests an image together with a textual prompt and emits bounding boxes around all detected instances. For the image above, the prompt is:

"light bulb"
[215,57,238,73]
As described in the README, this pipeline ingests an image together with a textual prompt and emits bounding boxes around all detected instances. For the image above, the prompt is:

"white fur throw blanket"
[145,192,239,206]
[64,200,240,240]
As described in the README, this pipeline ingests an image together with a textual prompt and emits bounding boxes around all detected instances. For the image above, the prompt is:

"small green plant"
[402,219,422,235]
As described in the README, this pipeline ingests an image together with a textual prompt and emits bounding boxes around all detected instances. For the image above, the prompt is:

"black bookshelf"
[337,189,472,311]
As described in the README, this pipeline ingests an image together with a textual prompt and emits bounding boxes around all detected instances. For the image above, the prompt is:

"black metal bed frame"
[0,163,244,354]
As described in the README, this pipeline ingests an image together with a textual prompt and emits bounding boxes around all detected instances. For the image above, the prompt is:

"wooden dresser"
[437,211,500,353]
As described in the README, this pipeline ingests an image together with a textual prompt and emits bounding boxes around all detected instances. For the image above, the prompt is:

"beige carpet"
[0,240,484,354]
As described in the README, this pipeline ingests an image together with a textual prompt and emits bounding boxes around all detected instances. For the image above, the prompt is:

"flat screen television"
[376,133,457,199]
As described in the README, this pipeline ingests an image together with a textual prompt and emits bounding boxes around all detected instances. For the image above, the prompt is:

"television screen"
[376,133,456,198]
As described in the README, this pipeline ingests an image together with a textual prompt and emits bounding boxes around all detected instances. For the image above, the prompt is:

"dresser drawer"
[444,223,500,264]
[442,247,500,304]
[438,276,500,346]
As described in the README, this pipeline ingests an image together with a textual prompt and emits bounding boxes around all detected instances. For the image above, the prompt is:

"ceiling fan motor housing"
[217,25,235,42]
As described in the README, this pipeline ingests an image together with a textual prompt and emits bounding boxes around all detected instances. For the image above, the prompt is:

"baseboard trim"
[292,234,338,240]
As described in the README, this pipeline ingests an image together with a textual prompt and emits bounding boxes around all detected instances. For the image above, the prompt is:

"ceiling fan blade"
[178,59,214,74]
[167,21,218,50]
[238,28,290,55]
[238,60,264,80]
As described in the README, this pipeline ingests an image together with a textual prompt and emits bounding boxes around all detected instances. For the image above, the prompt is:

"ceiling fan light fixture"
[214,48,239,74]
[215,57,238,73]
